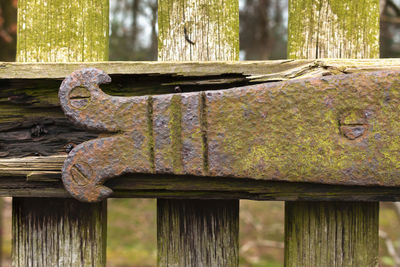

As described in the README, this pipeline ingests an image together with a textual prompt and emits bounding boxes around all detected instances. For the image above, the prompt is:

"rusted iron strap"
[59,68,400,202]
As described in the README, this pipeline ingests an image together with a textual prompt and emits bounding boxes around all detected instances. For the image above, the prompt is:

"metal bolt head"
[339,110,370,140]
[68,86,91,109]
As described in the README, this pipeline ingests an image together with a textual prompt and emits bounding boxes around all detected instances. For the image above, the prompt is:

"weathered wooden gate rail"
[3,59,400,79]
[3,0,387,265]
[2,58,400,159]
[2,59,400,201]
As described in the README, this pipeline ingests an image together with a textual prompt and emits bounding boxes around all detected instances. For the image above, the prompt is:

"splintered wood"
[55,67,400,202]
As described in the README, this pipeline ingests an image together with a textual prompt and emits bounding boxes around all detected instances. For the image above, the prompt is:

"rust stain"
[59,68,152,202]
[59,68,400,202]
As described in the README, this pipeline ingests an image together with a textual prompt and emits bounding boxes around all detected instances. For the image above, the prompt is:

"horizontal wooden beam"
[2,59,400,200]
[1,172,400,201]
[2,58,400,79]
[2,59,400,157]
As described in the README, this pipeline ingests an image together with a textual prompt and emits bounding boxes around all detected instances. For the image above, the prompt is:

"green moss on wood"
[170,95,183,173]
[17,0,109,62]
[286,1,380,266]
[157,0,240,265]
[288,0,380,59]
[14,0,109,265]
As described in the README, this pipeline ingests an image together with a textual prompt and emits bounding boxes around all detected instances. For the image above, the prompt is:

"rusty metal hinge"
[59,68,400,202]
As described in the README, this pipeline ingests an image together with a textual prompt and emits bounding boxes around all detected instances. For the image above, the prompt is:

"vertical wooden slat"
[12,0,109,266]
[157,200,239,266]
[288,0,379,59]
[158,0,239,61]
[12,199,107,266]
[157,0,239,266]
[285,202,379,266]
[285,1,380,266]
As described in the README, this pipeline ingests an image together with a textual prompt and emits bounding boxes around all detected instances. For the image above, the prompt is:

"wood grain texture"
[1,174,400,201]
[12,198,107,267]
[7,71,400,189]
[3,65,400,190]
[157,199,239,267]
[0,60,338,159]
[13,0,108,266]
[285,0,380,266]
[285,202,379,267]
[17,0,109,62]
[157,0,239,265]
[1,59,400,159]
[2,59,400,79]
[158,0,239,61]
[288,0,380,59]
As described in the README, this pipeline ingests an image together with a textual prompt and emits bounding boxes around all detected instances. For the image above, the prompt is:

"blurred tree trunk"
[240,0,270,59]
[131,0,140,48]
[380,0,400,58]
[0,1,16,264]
[0,0,17,61]
[239,0,286,59]
[148,0,157,60]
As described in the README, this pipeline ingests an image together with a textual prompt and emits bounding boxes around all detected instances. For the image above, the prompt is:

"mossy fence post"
[12,1,108,266]
[285,1,380,266]
[157,0,240,266]
[7,0,385,266]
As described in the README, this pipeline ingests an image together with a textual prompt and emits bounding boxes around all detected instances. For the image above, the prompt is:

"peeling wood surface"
[1,59,400,159]
[53,68,400,201]
[2,59,400,79]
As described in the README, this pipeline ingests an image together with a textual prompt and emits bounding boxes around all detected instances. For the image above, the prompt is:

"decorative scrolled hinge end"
[62,146,113,202]
[59,68,116,202]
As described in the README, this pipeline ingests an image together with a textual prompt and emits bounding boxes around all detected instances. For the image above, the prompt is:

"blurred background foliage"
[1,0,400,266]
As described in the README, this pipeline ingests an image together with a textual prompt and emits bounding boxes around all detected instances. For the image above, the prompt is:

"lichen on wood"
[2,59,400,159]
[286,0,380,266]
[157,0,239,265]
[158,0,239,61]
[288,0,380,59]
[17,0,109,62]
[13,0,109,266]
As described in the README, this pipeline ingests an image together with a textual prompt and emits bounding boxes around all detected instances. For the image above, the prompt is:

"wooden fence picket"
[12,1,109,266]
[285,1,380,266]
[0,0,391,266]
[157,0,239,266]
